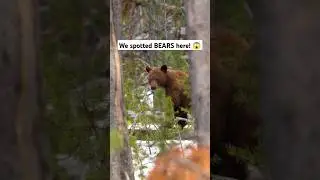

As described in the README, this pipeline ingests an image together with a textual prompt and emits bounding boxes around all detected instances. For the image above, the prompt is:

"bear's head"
[145,65,168,90]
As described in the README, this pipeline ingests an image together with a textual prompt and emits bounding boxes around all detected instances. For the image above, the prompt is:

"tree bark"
[110,0,134,180]
[254,1,320,180]
[0,0,50,179]
[110,23,122,180]
[111,0,121,40]
[185,0,210,146]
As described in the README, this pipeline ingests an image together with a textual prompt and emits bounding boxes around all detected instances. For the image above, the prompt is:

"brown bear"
[210,26,261,180]
[145,65,191,128]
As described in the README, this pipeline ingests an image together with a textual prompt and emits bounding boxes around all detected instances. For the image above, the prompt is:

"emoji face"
[192,42,201,50]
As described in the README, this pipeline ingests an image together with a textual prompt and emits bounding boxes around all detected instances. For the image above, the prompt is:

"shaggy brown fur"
[210,26,261,180]
[146,65,190,128]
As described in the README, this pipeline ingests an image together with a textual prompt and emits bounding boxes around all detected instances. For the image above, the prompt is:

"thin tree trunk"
[111,0,121,40]
[0,0,50,179]
[110,22,122,180]
[185,0,210,146]
[109,1,121,179]
[254,1,320,180]
[110,0,134,179]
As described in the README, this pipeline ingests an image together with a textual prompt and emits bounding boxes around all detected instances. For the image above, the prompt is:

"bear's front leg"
[166,90,188,129]
[173,105,188,129]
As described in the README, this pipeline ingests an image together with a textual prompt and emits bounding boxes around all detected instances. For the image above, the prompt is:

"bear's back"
[167,69,188,86]
[166,69,190,108]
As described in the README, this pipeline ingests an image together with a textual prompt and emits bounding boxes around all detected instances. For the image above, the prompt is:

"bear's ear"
[160,65,167,73]
[146,66,152,73]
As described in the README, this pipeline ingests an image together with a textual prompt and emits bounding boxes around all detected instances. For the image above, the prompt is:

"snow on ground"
[132,140,196,180]
[128,122,193,131]
[130,89,198,179]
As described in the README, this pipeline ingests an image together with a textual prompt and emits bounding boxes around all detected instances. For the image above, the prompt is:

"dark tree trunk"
[0,0,50,179]
[254,1,320,180]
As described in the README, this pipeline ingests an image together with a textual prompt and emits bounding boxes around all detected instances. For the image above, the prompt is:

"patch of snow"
[128,123,159,131]
[128,123,193,131]
[145,89,154,108]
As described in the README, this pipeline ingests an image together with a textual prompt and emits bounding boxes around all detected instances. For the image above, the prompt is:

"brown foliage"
[146,145,210,180]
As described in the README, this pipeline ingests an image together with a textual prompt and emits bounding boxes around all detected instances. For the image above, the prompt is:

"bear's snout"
[149,80,158,90]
